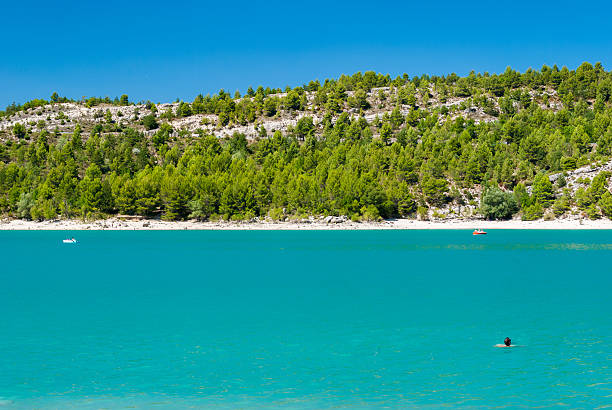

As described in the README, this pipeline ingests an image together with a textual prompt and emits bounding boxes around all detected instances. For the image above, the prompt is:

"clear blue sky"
[2,0,610,107]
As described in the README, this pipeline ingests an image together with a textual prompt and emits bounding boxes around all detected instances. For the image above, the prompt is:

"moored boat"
[62,238,77,243]
[473,229,487,235]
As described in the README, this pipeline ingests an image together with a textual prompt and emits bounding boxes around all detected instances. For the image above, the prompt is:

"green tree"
[294,117,314,141]
[13,123,26,139]
[560,156,577,170]
[521,133,546,165]
[71,124,83,149]
[79,165,112,217]
[285,90,302,110]
[531,173,554,207]
[587,171,610,202]
[161,173,191,220]
[263,98,277,116]
[349,89,370,110]
[599,191,612,218]
[481,187,518,220]
[142,115,159,130]
[522,202,543,220]
[552,195,571,216]
[513,183,530,209]
[421,176,449,206]
[380,122,392,145]
[177,101,192,117]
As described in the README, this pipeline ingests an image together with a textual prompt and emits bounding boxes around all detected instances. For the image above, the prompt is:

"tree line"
[1,62,612,221]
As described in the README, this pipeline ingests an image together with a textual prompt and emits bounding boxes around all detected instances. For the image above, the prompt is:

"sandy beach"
[2,217,612,230]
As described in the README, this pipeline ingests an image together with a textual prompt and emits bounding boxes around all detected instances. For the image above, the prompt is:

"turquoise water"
[0,230,610,409]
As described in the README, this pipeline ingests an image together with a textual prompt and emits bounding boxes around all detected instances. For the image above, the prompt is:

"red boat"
[473,229,487,235]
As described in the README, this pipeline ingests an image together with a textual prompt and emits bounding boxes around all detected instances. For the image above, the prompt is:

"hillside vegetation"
[1,62,612,222]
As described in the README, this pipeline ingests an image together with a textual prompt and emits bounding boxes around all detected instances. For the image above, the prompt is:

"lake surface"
[0,230,610,408]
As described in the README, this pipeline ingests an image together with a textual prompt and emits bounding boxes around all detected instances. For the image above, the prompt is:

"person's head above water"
[504,337,511,346]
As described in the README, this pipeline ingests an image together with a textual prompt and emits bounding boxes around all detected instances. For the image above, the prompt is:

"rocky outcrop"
[323,215,348,224]
[0,86,563,143]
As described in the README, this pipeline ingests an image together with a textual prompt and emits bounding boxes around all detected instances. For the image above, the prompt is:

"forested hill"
[1,62,612,222]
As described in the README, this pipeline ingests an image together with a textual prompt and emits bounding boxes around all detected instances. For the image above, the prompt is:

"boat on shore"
[473,229,487,235]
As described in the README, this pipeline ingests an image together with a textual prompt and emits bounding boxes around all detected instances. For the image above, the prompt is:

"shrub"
[12,123,26,139]
[481,187,519,220]
[586,204,601,220]
[142,115,159,130]
[361,205,381,221]
[417,206,429,221]
[552,196,571,216]
[522,202,543,220]
[560,156,577,170]
[268,207,284,221]
[555,173,567,188]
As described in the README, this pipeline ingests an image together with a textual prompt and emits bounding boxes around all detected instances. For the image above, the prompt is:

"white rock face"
[549,159,612,196]
[1,86,562,142]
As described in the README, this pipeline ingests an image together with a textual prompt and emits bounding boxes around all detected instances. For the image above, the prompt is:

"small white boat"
[62,238,77,244]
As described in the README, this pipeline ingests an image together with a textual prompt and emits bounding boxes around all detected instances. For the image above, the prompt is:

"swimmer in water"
[495,337,512,347]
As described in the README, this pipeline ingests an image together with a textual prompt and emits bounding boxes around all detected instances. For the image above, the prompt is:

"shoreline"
[1,218,612,230]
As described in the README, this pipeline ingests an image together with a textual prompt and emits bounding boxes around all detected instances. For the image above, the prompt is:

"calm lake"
[0,230,610,408]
